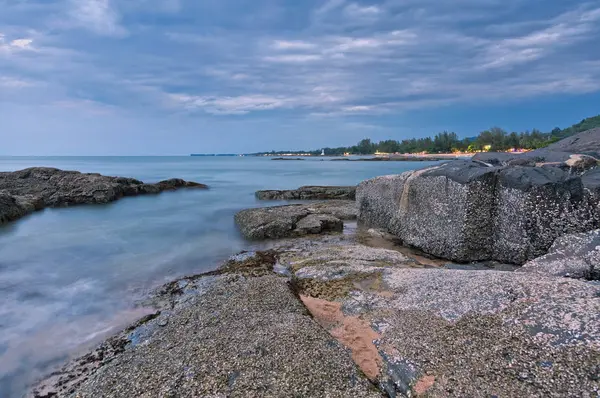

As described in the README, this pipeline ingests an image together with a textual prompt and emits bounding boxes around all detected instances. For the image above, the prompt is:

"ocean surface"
[0,156,441,397]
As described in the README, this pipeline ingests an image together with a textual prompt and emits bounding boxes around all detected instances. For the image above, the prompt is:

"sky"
[1,0,600,155]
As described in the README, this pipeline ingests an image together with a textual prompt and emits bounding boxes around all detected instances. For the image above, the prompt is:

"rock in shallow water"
[0,167,207,224]
[234,200,356,240]
[256,185,356,200]
[0,192,29,223]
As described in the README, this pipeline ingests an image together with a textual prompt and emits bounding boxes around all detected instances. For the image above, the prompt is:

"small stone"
[157,318,169,327]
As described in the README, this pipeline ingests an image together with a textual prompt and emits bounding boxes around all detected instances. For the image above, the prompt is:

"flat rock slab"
[33,272,381,398]
[278,238,600,397]
[0,167,207,224]
[256,185,356,200]
[235,200,357,240]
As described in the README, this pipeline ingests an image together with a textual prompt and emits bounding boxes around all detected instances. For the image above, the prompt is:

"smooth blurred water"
[0,156,440,397]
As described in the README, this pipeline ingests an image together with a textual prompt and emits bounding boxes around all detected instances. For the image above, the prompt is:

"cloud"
[0,35,35,53]
[263,54,322,63]
[344,3,381,15]
[68,0,127,36]
[272,40,317,50]
[314,0,346,15]
[169,94,291,115]
[2,0,600,123]
[0,76,35,88]
[9,39,34,49]
[343,3,382,17]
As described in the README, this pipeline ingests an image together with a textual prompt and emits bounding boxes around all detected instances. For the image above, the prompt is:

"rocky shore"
[25,128,600,397]
[31,230,600,397]
[0,167,207,224]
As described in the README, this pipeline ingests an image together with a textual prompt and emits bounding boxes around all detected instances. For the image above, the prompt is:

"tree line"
[256,115,600,156]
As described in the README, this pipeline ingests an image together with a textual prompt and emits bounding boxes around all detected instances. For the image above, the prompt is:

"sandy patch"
[300,294,382,380]
[331,316,382,380]
[414,375,436,395]
[300,294,343,327]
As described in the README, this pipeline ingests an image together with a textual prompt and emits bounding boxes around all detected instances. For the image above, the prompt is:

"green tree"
[356,138,375,154]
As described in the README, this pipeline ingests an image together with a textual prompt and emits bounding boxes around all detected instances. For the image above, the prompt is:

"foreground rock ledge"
[31,251,381,398]
[31,234,600,398]
[0,167,208,224]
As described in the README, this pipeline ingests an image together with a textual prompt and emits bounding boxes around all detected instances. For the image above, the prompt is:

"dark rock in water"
[0,167,207,224]
[234,200,356,240]
[271,157,305,161]
[151,178,208,191]
[519,229,600,279]
[0,192,29,223]
[357,158,600,264]
[256,185,356,200]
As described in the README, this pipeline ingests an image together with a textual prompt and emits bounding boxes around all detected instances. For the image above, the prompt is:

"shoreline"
[12,128,600,397]
[30,222,600,397]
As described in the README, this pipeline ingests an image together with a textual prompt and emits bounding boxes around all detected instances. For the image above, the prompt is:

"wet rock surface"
[0,167,208,224]
[358,131,600,264]
[31,250,382,398]
[520,229,600,279]
[234,200,357,240]
[256,185,356,200]
[30,229,600,398]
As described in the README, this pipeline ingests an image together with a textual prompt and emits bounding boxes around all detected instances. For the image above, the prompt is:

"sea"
[0,156,441,397]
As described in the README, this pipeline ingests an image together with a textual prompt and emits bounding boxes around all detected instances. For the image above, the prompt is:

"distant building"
[321,149,325,156]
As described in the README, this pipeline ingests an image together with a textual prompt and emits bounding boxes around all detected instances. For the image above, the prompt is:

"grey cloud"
[2,0,600,119]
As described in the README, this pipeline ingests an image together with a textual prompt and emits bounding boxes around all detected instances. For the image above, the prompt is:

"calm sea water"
[0,156,440,397]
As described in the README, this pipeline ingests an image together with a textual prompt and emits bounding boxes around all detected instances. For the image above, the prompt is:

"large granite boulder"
[519,229,600,279]
[0,167,207,224]
[235,200,356,240]
[358,159,600,264]
[256,185,356,200]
